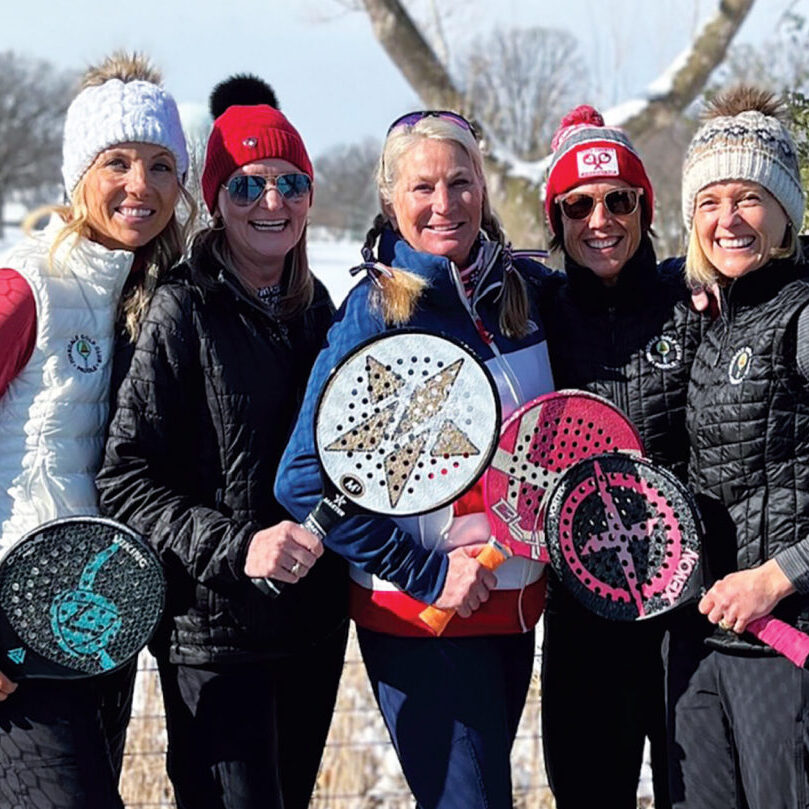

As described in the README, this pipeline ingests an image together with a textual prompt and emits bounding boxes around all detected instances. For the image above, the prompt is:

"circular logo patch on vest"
[645,334,682,370]
[728,346,753,385]
[67,334,102,374]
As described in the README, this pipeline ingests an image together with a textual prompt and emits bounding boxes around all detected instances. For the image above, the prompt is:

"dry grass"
[120,626,650,809]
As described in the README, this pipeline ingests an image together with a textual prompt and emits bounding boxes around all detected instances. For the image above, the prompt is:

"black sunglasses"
[223,173,312,206]
[556,187,643,220]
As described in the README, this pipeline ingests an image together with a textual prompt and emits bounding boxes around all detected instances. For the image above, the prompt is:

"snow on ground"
[308,235,363,307]
[1,224,362,309]
[0,224,22,255]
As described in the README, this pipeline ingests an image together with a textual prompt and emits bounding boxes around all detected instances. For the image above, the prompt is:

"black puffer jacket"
[539,236,707,479]
[687,258,809,649]
[97,249,348,665]
[537,237,708,623]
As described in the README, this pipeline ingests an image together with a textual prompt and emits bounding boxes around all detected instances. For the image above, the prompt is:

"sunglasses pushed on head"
[386,110,479,139]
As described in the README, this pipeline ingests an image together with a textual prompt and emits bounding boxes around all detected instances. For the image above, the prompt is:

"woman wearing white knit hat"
[669,85,809,809]
[0,52,191,808]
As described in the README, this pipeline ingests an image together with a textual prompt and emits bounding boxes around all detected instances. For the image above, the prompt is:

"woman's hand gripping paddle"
[253,330,501,597]
[419,390,644,634]
[543,453,809,668]
[0,516,165,679]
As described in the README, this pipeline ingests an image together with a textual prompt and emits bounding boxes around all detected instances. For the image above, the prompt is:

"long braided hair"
[360,116,531,338]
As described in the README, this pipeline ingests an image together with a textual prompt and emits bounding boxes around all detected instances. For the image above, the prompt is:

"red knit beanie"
[201,104,313,213]
[544,105,654,235]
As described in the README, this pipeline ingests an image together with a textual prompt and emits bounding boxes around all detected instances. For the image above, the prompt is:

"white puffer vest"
[0,217,133,553]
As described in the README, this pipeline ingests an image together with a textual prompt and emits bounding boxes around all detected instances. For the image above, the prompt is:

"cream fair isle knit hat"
[681,108,804,233]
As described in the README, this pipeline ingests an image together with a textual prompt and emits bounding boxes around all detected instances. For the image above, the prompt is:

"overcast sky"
[2,0,801,159]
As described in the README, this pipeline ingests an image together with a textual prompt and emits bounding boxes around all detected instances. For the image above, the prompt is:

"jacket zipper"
[714,288,733,368]
[449,248,524,406]
[607,305,629,415]
[217,270,290,347]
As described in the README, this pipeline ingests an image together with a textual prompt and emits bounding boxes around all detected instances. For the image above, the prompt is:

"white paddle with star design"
[254,329,501,597]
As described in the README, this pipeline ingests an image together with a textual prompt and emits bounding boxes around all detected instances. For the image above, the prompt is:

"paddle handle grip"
[418,539,512,635]
[251,496,342,598]
[746,614,809,668]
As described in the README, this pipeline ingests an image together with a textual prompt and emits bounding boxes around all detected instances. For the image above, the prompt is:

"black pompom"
[209,74,280,119]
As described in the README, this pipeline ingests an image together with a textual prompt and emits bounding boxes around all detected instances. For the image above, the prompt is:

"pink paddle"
[419,390,644,635]
[544,453,809,668]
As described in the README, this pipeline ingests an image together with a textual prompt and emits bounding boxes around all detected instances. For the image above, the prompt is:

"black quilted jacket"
[687,258,809,649]
[538,237,708,623]
[539,236,706,480]
[97,250,348,664]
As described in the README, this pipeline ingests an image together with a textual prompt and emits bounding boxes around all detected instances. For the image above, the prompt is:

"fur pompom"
[209,74,279,119]
[703,85,784,121]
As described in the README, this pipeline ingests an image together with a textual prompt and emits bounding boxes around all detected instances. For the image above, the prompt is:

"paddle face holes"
[0,519,165,677]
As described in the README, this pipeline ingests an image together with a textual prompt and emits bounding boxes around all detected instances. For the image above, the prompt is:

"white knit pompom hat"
[681,109,805,233]
[61,78,189,195]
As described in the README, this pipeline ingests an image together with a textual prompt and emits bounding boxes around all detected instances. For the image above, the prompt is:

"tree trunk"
[359,0,756,246]
[360,0,465,111]
[618,0,757,139]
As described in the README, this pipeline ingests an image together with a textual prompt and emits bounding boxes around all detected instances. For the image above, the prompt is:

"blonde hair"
[23,51,193,342]
[365,115,530,338]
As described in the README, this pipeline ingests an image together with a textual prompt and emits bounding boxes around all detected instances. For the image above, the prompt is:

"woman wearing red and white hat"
[539,106,707,809]
[98,82,348,809]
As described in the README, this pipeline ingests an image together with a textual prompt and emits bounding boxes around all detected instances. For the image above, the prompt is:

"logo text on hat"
[577,147,619,178]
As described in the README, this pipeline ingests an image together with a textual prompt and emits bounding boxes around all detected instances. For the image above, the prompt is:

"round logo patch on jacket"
[67,334,102,374]
[645,334,682,370]
[728,346,753,385]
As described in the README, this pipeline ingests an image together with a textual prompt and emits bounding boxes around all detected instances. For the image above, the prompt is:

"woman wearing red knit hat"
[538,105,707,809]
[97,79,348,809]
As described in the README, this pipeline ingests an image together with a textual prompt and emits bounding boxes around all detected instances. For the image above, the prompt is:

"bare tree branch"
[611,0,757,137]
[0,52,76,234]
[358,0,757,244]
[360,0,464,110]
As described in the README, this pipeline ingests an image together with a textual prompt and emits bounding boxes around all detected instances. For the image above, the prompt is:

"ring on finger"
[719,618,734,631]
[289,560,303,577]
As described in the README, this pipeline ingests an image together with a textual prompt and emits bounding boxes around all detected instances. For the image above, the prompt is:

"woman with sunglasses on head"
[97,85,348,809]
[0,51,190,809]
[668,86,809,809]
[276,110,555,809]
[538,106,706,809]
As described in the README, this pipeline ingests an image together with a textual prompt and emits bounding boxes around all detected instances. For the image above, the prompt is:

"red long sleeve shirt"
[0,268,36,398]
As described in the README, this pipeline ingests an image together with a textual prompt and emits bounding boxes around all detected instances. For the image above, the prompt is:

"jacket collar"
[721,256,809,312]
[44,214,134,293]
[563,234,658,312]
[378,227,504,309]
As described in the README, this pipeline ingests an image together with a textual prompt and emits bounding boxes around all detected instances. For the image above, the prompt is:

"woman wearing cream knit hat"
[0,51,190,808]
[669,85,809,809]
